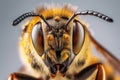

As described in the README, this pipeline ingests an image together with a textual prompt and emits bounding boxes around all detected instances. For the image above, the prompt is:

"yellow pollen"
[47,35,54,41]
[54,16,60,22]
[63,34,69,40]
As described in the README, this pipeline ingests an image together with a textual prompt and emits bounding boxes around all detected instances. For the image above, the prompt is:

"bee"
[8,4,120,80]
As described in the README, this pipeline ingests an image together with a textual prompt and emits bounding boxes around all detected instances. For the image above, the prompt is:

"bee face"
[31,12,85,75]
[12,4,115,79]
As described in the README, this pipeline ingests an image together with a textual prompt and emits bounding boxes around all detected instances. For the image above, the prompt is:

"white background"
[0,0,120,79]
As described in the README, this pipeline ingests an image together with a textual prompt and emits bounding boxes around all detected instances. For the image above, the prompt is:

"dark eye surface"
[31,23,44,55]
[73,22,85,54]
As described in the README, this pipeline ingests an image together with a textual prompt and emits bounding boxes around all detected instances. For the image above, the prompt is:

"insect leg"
[96,64,106,80]
[8,73,43,80]
[74,63,106,80]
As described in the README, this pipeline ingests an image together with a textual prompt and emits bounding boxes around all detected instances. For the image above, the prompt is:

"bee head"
[13,8,113,76]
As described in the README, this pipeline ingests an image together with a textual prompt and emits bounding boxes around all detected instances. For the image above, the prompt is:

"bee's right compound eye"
[31,23,44,55]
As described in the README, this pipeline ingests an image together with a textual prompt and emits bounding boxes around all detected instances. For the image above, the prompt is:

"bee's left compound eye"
[32,23,44,55]
[73,21,85,54]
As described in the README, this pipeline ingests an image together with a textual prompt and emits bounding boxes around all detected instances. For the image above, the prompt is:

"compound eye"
[32,23,44,55]
[73,21,85,54]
